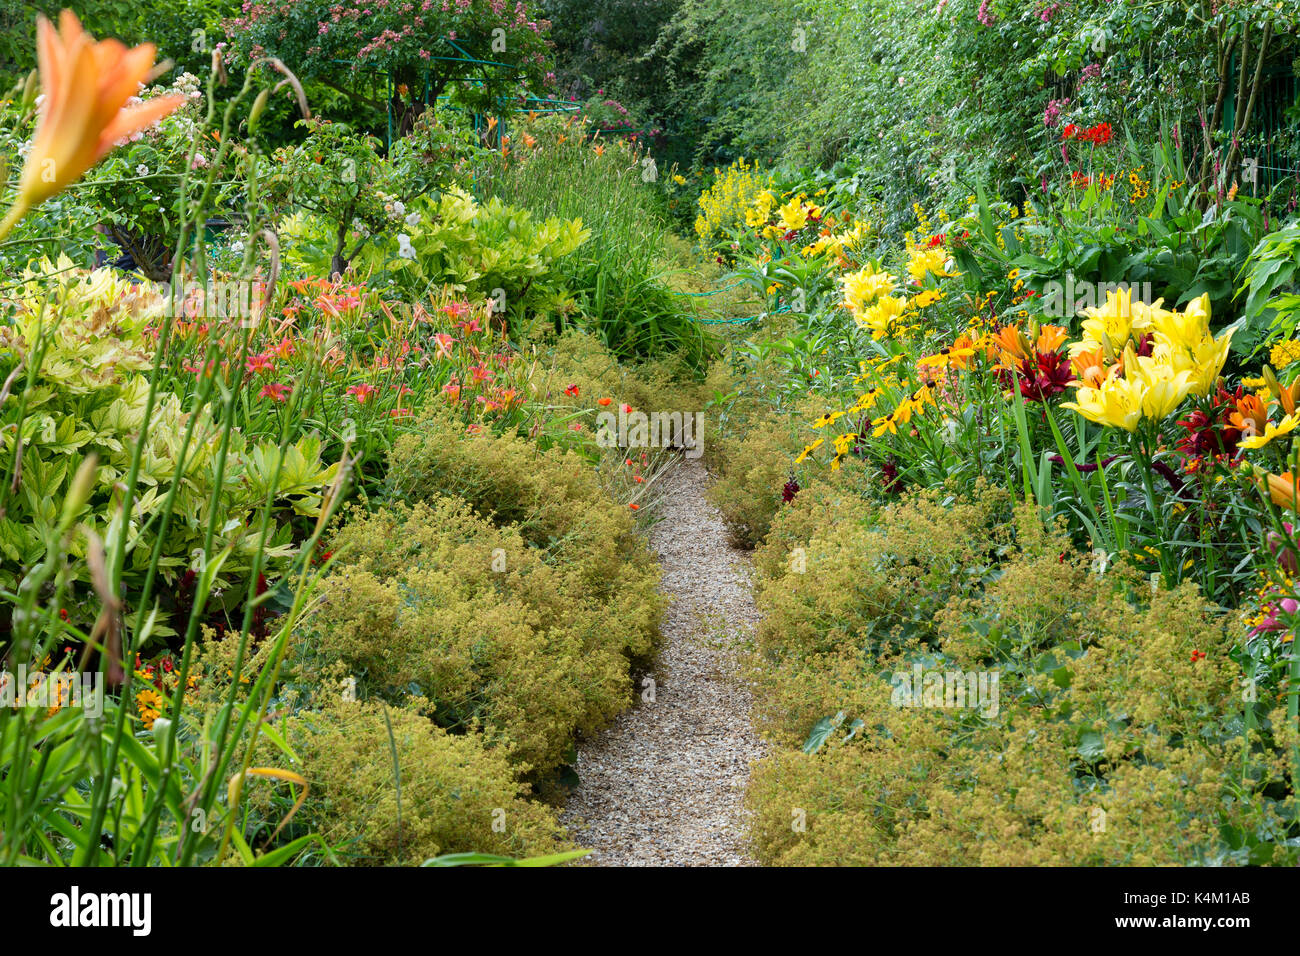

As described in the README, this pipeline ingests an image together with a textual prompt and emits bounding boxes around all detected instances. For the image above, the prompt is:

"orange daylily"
[993,324,1032,362]
[1070,346,1110,388]
[1264,471,1300,510]
[1231,393,1269,437]
[1035,324,1069,354]
[0,11,186,239]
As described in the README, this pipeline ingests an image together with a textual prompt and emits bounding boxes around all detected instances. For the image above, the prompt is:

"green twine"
[672,276,790,324]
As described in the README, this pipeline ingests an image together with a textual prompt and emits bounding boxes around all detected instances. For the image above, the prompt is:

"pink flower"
[1043,97,1068,128]
[346,383,378,405]
[246,351,274,375]
[259,382,291,402]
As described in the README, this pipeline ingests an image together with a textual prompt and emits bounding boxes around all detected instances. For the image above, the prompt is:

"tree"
[229,0,553,135]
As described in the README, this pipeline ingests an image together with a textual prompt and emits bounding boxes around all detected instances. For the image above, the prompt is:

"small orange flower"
[598,396,612,406]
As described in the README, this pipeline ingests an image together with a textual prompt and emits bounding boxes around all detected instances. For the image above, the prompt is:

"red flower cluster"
[1011,350,1073,402]
[1175,385,1246,471]
[1063,121,1113,145]
[782,477,800,503]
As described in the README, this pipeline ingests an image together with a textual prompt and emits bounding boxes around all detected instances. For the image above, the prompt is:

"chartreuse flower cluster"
[693,157,774,249]
[1062,289,1232,431]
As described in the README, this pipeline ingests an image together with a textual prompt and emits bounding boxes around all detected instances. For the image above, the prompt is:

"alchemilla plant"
[2,0,1300,885]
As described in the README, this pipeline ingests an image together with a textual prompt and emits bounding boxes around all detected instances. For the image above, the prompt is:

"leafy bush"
[747,491,1292,865]
[227,0,552,133]
[352,187,591,330]
[298,496,637,773]
[704,398,812,548]
[272,698,569,865]
[383,406,662,661]
[752,481,1014,692]
[0,261,336,612]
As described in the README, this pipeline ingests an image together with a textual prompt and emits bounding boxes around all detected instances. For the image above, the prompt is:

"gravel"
[561,457,765,866]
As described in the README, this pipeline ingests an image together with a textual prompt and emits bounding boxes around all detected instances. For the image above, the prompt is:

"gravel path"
[561,457,765,866]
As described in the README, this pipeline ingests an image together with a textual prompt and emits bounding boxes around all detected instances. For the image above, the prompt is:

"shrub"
[746,491,1292,866]
[298,496,637,773]
[273,698,569,865]
[753,479,1014,667]
[384,406,662,662]
[704,402,810,548]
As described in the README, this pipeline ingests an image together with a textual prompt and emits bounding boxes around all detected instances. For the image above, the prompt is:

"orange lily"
[0,11,185,239]
[1264,471,1300,511]
[1231,393,1269,438]
[1070,346,1110,388]
[1036,324,1069,354]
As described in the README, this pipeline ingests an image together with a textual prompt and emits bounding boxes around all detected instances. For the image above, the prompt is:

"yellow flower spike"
[0,11,187,240]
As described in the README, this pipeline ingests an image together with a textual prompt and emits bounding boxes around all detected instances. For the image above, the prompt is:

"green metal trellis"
[334,35,580,154]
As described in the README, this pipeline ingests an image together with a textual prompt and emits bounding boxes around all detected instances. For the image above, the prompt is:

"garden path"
[561,457,764,865]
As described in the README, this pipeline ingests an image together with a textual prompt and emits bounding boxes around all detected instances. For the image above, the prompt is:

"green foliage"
[1238,220,1300,352]
[384,406,663,661]
[227,0,552,133]
[747,489,1294,866]
[0,261,336,608]
[479,115,715,366]
[355,188,591,329]
[267,119,395,277]
[299,496,637,773]
[270,698,569,865]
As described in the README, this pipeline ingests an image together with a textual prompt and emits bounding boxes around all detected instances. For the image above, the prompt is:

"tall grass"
[478,117,715,371]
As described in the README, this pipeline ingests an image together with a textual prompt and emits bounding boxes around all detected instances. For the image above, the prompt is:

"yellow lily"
[0,10,186,240]
[1126,351,1195,419]
[1073,289,1154,355]
[1151,292,1212,351]
[1062,376,1145,431]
